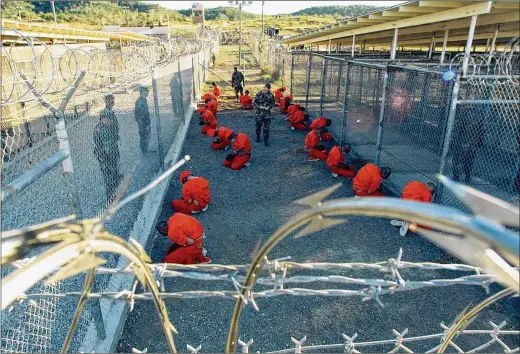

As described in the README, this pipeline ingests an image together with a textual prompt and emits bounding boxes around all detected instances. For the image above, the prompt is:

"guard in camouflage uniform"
[134,86,151,153]
[253,83,275,146]
[231,66,245,102]
[93,94,123,203]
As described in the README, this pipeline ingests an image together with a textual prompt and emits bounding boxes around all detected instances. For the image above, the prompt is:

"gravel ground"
[117,106,519,353]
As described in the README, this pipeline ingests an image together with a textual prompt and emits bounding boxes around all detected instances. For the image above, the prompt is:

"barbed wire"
[1,27,221,107]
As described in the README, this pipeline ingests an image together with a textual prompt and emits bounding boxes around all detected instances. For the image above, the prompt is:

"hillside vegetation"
[292,5,382,17]
[1,1,380,34]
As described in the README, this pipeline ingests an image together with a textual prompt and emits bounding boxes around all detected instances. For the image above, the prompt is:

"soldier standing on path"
[134,86,151,153]
[93,94,123,204]
[253,83,275,146]
[231,66,245,102]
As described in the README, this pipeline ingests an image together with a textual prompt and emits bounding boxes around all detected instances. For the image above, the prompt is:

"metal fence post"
[152,68,165,171]
[289,52,294,94]
[192,55,197,102]
[281,56,285,88]
[336,60,343,102]
[375,65,389,165]
[340,61,351,146]
[305,53,312,110]
[436,78,461,202]
[177,58,186,123]
[319,57,327,116]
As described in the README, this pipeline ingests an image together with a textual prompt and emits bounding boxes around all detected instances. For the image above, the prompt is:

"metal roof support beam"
[390,28,399,61]
[489,24,499,55]
[463,15,478,77]
[351,35,356,58]
[440,29,449,64]
[428,33,435,59]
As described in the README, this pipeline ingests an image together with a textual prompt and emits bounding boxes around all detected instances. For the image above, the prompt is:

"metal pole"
[336,43,340,53]
[390,28,399,61]
[191,55,196,101]
[243,53,246,87]
[1,150,68,202]
[281,57,285,88]
[340,62,350,146]
[437,78,461,202]
[462,15,478,78]
[428,33,435,59]
[336,60,343,101]
[327,39,332,54]
[375,66,389,164]
[488,24,499,63]
[152,68,165,171]
[261,1,265,39]
[289,52,294,94]
[304,53,312,110]
[177,59,186,123]
[351,35,356,59]
[51,0,57,25]
[440,29,449,64]
[484,38,490,53]
[239,3,242,66]
[319,57,327,115]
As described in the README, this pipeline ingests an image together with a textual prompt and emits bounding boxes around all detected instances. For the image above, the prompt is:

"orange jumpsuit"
[274,88,284,103]
[326,146,355,178]
[200,110,217,134]
[280,97,292,113]
[240,94,253,110]
[203,93,218,103]
[223,133,251,170]
[211,126,234,150]
[170,177,211,214]
[353,164,385,197]
[212,85,221,98]
[289,111,308,131]
[310,117,333,141]
[164,213,210,264]
[305,129,328,161]
[287,104,300,116]
[402,181,432,203]
[205,100,218,117]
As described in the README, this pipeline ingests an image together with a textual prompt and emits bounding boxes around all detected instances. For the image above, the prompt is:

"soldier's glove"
[156,221,168,236]
[199,120,205,125]
[317,144,326,151]
[225,154,235,161]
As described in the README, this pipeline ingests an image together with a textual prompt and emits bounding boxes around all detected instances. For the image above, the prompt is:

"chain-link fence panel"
[377,66,454,196]
[304,54,324,118]
[442,78,520,208]
[289,53,307,103]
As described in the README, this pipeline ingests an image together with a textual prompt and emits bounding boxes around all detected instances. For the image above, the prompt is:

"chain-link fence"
[1,29,217,353]
[292,50,519,208]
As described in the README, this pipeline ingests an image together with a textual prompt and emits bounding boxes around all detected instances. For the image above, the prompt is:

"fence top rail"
[387,64,445,75]
[348,60,386,70]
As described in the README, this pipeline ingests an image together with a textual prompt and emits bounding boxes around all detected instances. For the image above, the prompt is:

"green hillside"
[292,5,382,17]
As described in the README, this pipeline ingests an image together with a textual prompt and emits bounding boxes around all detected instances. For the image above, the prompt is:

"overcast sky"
[150,1,405,15]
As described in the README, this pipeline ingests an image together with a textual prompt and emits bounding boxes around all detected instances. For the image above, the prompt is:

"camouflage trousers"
[255,109,272,142]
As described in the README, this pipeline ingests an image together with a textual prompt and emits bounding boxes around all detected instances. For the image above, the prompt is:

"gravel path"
[117,106,519,353]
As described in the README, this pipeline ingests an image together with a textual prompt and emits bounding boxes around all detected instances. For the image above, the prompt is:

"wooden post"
[351,35,356,59]
[390,28,399,61]
[440,29,449,64]
[462,15,478,77]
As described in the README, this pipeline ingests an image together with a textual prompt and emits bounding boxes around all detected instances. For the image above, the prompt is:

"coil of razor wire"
[1,27,221,105]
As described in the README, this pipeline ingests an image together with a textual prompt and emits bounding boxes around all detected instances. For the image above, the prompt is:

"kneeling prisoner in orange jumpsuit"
[288,107,310,131]
[305,129,328,161]
[326,145,355,178]
[352,164,392,197]
[156,213,211,264]
[223,132,251,170]
[207,126,234,150]
[280,95,293,113]
[310,117,333,141]
[239,90,254,110]
[274,86,286,105]
[198,108,217,134]
[170,171,211,214]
